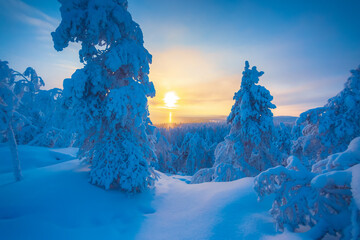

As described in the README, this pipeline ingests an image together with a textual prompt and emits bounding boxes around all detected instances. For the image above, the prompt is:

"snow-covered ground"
[0,145,305,240]
[0,144,77,175]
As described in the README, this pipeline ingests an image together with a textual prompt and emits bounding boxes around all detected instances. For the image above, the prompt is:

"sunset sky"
[1,0,360,123]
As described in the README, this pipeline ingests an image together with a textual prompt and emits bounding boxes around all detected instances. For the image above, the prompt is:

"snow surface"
[0,144,77,175]
[0,146,307,240]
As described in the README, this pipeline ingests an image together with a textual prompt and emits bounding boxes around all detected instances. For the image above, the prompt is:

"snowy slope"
[0,159,152,240]
[136,174,276,240]
[0,146,303,240]
[0,144,78,174]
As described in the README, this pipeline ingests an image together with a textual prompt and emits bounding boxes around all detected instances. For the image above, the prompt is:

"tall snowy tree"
[14,67,45,145]
[52,0,157,192]
[0,61,40,181]
[291,65,360,166]
[192,61,279,183]
[0,61,22,181]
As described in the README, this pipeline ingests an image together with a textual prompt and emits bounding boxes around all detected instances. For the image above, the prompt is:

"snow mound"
[0,144,78,174]
[137,173,276,240]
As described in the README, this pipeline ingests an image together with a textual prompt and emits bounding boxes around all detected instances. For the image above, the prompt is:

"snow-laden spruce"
[0,61,23,181]
[0,60,70,180]
[26,87,77,148]
[0,61,70,148]
[291,65,360,167]
[13,67,45,145]
[274,122,292,163]
[154,128,176,173]
[192,61,280,183]
[0,65,47,146]
[255,137,360,239]
[178,132,213,175]
[52,0,156,192]
[13,72,71,147]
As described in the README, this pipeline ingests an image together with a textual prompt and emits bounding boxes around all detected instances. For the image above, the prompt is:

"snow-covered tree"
[0,64,72,148]
[154,122,229,175]
[0,61,21,181]
[13,67,46,145]
[254,156,316,232]
[192,61,279,183]
[52,0,157,192]
[183,132,212,175]
[164,131,213,175]
[274,122,292,165]
[0,61,37,181]
[154,128,176,173]
[291,65,360,166]
[28,88,78,148]
[255,137,360,239]
[0,63,71,148]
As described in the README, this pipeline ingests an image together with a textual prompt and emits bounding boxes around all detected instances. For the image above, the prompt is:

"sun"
[163,91,179,109]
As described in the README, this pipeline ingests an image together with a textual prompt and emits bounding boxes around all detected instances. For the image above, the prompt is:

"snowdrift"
[0,146,285,240]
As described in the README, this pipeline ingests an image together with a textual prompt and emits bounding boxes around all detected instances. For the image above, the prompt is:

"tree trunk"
[7,122,22,181]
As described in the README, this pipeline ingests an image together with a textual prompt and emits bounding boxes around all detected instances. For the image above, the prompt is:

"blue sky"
[0,0,359,122]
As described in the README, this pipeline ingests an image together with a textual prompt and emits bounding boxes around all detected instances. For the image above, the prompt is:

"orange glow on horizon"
[147,47,305,124]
